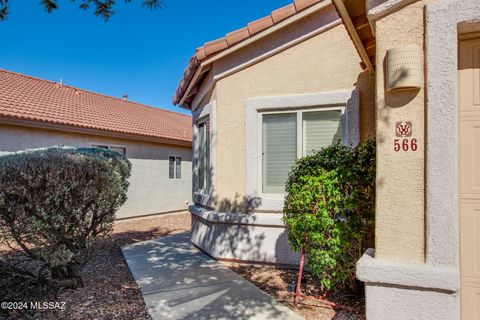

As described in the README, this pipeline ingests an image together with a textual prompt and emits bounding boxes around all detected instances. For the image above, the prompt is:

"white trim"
[245,89,359,211]
[212,19,342,83]
[357,249,460,292]
[202,1,333,68]
[192,101,216,207]
[367,0,420,24]
[168,155,182,179]
[180,1,337,108]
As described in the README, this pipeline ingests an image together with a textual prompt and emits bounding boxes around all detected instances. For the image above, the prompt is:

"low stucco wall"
[0,124,192,219]
[189,205,300,266]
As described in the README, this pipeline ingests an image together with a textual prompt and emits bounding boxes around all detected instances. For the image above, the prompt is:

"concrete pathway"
[121,232,302,320]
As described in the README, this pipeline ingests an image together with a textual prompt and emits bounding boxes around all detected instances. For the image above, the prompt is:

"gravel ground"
[2,211,364,320]
[3,212,191,320]
[228,265,366,320]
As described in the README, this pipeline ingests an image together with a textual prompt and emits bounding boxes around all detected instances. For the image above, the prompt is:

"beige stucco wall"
[373,1,427,262]
[0,124,192,219]
[196,4,375,209]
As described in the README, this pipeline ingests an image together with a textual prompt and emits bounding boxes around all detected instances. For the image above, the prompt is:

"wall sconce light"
[386,45,422,92]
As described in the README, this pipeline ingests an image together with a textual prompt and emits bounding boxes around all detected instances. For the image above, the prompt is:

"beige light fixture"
[386,45,422,91]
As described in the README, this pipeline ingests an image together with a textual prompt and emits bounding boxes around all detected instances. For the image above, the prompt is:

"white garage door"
[459,37,480,320]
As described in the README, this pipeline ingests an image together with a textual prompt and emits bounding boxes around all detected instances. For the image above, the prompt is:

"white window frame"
[90,143,127,156]
[258,106,345,197]
[168,156,182,179]
[245,89,359,212]
[192,101,216,208]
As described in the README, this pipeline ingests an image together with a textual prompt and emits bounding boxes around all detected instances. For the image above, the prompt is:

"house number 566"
[394,138,417,152]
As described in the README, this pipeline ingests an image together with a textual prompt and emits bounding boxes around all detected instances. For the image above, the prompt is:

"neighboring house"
[0,69,192,219]
[173,0,375,266]
[333,0,479,319]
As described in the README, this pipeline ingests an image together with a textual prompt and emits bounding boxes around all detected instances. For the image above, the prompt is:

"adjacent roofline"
[0,116,192,147]
[0,69,192,144]
[0,68,190,120]
[173,0,332,109]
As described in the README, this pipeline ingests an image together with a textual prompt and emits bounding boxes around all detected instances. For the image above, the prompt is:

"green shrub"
[283,139,375,292]
[0,147,131,289]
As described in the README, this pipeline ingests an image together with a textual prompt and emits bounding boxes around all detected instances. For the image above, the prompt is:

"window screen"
[169,156,175,179]
[303,110,342,155]
[197,119,210,191]
[262,113,297,194]
[175,157,182,179]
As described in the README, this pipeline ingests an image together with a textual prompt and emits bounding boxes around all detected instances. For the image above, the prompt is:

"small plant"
[283,139,375,293]
[0,147,131,292]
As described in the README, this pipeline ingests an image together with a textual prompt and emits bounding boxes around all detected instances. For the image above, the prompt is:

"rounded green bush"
[0,147,131,288]
[283,139,375,293]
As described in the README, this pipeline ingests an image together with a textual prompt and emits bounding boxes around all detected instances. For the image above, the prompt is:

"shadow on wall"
[191,191,300,265]
[190,107,299,265]
[382,57,420,108]
[215,193,262,214]
[355,70,376,141]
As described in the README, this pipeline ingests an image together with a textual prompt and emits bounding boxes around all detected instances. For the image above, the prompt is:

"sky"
[0,0,292,115]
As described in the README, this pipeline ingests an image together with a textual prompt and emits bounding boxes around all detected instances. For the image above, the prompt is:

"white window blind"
[262,113,297,194]
[303,110,342,155]
[169,156,175,179]
[197,119,210,191]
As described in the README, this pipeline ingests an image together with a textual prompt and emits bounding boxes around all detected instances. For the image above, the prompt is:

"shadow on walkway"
[122,232,302,320]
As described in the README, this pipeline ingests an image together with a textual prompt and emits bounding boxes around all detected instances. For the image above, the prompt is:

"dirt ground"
[1,211,365,320]
[1,211,191,320]
[228,265,366,320]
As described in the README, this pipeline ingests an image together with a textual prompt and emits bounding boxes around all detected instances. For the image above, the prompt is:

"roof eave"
[174,0,333,109]
[0,116,192,147]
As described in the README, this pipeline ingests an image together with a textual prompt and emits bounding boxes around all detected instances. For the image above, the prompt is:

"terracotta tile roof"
[0,69,192,144]
[172,0,324,107]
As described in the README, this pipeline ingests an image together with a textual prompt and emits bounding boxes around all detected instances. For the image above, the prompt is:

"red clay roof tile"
[204,38,229,56]
[294,0,320,12]
[0,69,192,144]
[271,4,297,23]
[226,27,250,46]
[247,16,274,35]
[173,0,324,107]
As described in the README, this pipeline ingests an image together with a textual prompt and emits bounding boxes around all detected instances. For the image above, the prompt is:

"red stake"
[294,242,305,308]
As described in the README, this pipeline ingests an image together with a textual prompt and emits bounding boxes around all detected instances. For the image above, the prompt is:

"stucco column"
[356,1,462,319]
[374,1,425,263]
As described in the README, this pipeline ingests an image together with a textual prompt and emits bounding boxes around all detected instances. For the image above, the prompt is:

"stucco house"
[174,0,480,319]
[173,0,375,266]
[0,69,192,219]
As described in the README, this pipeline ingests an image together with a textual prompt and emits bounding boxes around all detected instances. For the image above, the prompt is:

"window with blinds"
[262,113,297,194]
[197,119,210,192]
[303,110,342,155]
[169,156,175,179]
[261,108,343,194]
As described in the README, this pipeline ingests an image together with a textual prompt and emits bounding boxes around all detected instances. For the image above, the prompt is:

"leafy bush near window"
[0,147,131,295]
[283,139,375,293]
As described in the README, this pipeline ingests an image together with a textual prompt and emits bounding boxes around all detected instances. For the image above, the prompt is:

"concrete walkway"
[121,232,302,320]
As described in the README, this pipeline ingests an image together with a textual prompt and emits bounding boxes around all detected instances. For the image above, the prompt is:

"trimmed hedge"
[0,147,131,289]
[283,139,375,292]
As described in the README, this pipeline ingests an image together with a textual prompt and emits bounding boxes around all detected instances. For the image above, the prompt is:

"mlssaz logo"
[396,121,412,137]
